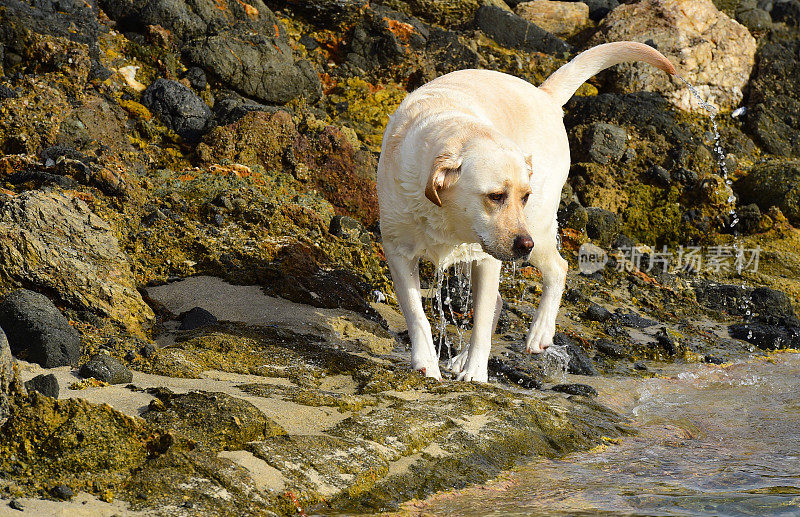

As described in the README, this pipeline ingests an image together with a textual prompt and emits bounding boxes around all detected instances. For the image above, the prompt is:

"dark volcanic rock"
[212,91,284,126]
[729,322,800,350]
[585,207,620,247]
[585,303,613,323]
[0,290,81,368]
[581,0,619,20]
[583,123,627,164]
[345,5,429,71]
[735,203,761,234]
[737,7,773,30]
[142,79,214,143]
[647,165,671,187]
[745,41,800,157]
[273,0,369,28]
[181,66,207,90]
[80,354,133,384]
[565,92,695,146]
[99,0,284,43]
[24,373,59,398]
[654,330,678,356]
[178,307,218,331]
[613,309,657,329]
[594,338,627,359]
[771,0,800,24]
[0,0,105,50]
[552,383,598,397]
[51,485,74,500]
[694,283,796,323]
[475,6,571,55]
[735,161,800,226]
[342,6,479,82]
[0,84,17,100]
[488,357,542,389]
[184,33,321,105]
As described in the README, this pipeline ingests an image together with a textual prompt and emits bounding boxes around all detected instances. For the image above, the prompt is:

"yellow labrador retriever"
[378,42,675,381]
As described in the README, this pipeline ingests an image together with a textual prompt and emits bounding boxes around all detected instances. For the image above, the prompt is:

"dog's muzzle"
[512,235,534,259]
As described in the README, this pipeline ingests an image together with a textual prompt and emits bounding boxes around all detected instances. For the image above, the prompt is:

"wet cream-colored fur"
[377,42,675,381]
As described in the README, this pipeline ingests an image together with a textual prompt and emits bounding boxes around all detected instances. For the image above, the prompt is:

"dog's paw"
[414,362,442,381]
[455,361,488,382]
[445,348,470,373]
[525,314,555,354]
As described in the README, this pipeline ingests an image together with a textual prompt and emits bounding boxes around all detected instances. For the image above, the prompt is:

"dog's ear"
[524,154,534,179]
[425,152,462,207]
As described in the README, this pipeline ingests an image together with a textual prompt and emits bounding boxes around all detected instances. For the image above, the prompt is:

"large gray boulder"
[183,33,322,105]
[97,0,284,43]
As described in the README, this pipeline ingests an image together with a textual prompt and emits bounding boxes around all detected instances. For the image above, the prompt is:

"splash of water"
[541,344,570,383]
[432,263,476,360]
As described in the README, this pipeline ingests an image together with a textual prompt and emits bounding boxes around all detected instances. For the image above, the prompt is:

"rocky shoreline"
[1,0,799,514]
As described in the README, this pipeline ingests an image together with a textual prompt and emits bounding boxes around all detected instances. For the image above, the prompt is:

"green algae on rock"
[0,392,151,498]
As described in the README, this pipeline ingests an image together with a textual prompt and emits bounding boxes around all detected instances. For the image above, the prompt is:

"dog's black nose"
[513,235,534,257]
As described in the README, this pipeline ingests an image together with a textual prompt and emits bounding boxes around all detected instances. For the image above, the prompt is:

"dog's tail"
[539,41,676,107]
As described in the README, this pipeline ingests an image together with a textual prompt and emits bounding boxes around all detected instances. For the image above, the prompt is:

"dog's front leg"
[455,257,502,382]
[386,251,442,380]
[525,238,568,353]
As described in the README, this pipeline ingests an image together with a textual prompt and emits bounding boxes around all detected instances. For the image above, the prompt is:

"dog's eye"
[488,192,506,203]
[521,193,530,205]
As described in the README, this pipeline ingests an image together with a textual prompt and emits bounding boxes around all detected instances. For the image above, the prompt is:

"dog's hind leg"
[454,257,502,382]
[525,235,567,353]
[385,250,442,380]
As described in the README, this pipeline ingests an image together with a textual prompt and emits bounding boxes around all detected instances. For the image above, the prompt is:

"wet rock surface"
[0,0,799,513]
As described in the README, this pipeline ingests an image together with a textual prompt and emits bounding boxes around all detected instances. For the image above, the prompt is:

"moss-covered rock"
[143,390,286,450]
[0,392,151,497]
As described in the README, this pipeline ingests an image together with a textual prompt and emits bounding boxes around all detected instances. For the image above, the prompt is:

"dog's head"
[425,134,534,261]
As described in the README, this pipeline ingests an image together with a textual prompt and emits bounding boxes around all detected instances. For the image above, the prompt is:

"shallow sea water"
[414,352,800,517]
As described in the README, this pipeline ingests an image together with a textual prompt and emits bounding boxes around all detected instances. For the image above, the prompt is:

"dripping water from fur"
[679,77,754,324]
